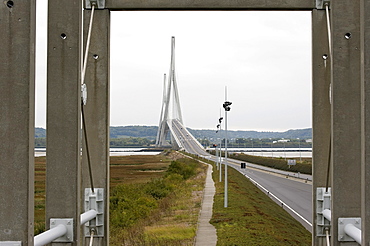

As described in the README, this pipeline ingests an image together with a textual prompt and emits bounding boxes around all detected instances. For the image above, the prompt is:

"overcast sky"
[36,5,312,132]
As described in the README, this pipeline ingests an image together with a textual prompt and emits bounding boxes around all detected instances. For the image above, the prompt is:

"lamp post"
[270,138,273,158]
[260,139,263,156]
[223,100,232,208]
[217,117,223,182]
[297,138,301,162]
[251,138,254,156]
[216,124,220,171]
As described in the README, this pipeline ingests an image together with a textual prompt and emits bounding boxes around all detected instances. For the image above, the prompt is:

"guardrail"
[34,209,97,246]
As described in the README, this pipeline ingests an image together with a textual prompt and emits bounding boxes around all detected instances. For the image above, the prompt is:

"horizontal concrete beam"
[106,0,315,10]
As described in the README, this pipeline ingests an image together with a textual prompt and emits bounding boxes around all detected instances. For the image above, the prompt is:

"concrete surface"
[195,164,217,246]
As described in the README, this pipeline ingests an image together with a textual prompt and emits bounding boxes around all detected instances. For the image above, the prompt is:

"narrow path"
[195,164,217,246]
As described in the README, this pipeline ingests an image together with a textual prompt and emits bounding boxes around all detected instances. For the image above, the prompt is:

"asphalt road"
[171,120,312,231]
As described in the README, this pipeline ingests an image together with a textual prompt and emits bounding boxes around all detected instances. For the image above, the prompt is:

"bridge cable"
[325,134,331,193]
[89,229,95,246]
[325,228,331,246]
[82,4,95,86]
[81,102,95,193]
[325,3,332,194]
[325,3,333,66]
[81,4,96,193]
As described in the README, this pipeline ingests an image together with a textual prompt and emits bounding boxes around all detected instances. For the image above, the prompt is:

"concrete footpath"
[195,164,217,246]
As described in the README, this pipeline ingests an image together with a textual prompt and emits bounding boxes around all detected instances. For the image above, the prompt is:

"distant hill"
[188,128,312,140]
[35,127,46,138]
[110,126,158,140]
[35,126,312,140]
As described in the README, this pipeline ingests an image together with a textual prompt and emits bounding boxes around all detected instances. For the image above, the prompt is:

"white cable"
[325,4,332,64]
[89,229,95,246]
[325,4,333,104]
[81,4,95,85]
[325,228,330,246]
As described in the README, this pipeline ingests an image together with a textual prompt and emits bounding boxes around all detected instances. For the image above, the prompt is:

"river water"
[35,147,312,158]
[34,148,162,157]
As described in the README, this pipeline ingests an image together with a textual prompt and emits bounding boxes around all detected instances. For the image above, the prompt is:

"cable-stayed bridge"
[3,1,370,245]
[155,37,208,156]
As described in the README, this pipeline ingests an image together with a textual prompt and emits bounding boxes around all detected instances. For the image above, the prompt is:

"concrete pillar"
[81,9,110,246]
[312,8,331,246]
[361,0,370,244]
[0,1,36,245]
[46,0,82,245]
[331,1,362,245]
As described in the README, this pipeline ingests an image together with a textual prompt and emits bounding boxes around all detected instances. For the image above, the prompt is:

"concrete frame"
[2,0,370,245]
[0,1,36,245]
[312,8,331,246]
[46,0,82,245]
[331,1,362,245]
[81,9,110,246]
[361,0,370,245]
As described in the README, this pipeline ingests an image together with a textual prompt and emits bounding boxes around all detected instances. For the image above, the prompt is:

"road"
[171,119,312,231]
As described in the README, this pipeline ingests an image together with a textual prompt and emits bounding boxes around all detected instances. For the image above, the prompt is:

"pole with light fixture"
[217,116,223,182]
[223,99,232,208]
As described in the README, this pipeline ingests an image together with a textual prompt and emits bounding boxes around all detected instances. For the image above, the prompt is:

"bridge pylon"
[156,37,183,149]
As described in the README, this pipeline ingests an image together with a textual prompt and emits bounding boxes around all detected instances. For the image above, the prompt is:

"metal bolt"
[339,219,343,224]
[67,221,71,225]
[51,221,55,225]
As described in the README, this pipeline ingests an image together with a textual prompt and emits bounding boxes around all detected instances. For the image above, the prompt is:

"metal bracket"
[81,83,87,105]
[316,187,331,237]
[85,0,105,9]
[84,188,104,237]
[316,0,330,9]
[50,218,73,242]
[338,218,361,241]
[0,242,22,246]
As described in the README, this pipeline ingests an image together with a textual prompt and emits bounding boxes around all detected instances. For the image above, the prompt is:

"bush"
[167,159,197,179]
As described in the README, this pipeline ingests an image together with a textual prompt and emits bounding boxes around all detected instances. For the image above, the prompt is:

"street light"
[217,118,223,182]
[223,100,232,208]
[216,124,220,171]
[270,138,273,158]
[297,138,302,162]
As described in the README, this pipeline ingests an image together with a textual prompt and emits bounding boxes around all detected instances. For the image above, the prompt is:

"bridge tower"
[156,37,184,148]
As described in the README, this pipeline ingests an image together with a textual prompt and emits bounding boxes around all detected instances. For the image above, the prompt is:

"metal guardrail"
[34,209,97,246]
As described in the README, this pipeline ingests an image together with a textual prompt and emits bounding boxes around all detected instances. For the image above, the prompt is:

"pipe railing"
[323,209,331,222]
[345,223,361,244]
[81,209,98,225]
[34,209,97,246]
[34,224,68,246]
[321,209,361,245]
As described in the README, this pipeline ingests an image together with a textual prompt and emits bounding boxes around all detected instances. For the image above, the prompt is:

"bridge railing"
[34,209,98,246]
[317,188,361,245]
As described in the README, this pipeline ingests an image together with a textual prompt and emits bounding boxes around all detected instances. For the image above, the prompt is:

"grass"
[34,151,311,245]
[210,163,312,245]
[109,154,207,245]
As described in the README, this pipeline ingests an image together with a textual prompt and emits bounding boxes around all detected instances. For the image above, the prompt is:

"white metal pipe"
[344,223,361,244]
[89,230,95,246]
[322,209,331,222]
[81,4,95,85]
[325,229,330,246]
[81,209,98,225]
[34,224,67,246]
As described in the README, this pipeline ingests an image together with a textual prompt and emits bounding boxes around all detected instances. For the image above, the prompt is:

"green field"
[34,151,311,245]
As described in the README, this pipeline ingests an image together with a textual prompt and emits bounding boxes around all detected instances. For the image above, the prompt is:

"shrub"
[167,159,197,179]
